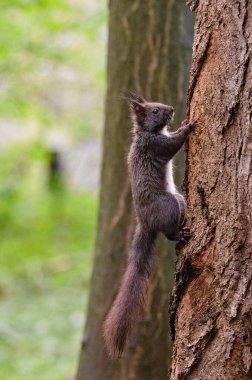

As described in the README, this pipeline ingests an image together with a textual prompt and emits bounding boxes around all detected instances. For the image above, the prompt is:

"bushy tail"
[103,226,156,357]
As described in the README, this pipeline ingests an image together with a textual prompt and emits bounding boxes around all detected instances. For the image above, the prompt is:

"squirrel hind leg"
[173,193,186,228]
[161,193,192,242]
[165,227,193,243]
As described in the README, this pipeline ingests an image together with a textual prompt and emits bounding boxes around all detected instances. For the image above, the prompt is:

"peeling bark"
[170,1,252,379]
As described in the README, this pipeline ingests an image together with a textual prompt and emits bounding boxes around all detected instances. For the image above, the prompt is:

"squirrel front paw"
[180,119,194,133]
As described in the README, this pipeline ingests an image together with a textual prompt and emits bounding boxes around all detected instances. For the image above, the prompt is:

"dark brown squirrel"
[103,92,194,358]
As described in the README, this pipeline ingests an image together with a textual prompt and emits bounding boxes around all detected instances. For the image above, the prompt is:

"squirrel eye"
[152,108,159,114]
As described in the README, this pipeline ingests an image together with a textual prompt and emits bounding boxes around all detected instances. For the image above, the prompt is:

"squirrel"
[103,92,194,358]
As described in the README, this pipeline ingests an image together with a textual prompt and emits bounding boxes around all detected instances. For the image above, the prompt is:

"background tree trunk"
[170,1,252,379]
[76,1,193,380]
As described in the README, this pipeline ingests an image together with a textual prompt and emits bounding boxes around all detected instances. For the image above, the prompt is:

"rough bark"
[170,1,252,379]
[76,1,193,380]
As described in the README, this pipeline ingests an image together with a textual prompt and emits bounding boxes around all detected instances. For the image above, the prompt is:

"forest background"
[0,1,106,379]
[1,1,251,379]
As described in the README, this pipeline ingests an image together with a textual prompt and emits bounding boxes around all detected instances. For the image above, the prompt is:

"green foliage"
[0,0,105,378]
[0,143,98,380]
[0,0,107,137]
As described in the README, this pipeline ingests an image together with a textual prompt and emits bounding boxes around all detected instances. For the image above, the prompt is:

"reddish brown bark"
[170,1,252,379]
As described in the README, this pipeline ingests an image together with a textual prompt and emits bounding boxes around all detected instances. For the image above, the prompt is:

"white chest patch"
[160,127,177,194]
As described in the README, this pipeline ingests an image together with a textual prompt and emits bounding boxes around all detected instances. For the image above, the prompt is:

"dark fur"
[103,93,193,357]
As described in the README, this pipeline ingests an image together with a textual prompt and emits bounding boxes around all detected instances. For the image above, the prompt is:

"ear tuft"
[126,91,145,104]
[123,91,146,106]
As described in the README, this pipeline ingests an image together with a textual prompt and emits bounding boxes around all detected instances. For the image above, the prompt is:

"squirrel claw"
[181,119,188,127]
[178,120,194,135]
[180,227,193,241]
[182,227,191,233]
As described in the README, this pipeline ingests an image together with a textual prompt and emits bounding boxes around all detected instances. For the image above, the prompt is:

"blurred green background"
[0,1,106,379]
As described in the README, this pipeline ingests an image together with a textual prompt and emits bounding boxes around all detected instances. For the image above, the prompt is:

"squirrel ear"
[129,99,146,115]
[123,91,146,118]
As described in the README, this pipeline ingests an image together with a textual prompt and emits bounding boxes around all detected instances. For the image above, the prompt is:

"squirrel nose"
[166,106,174,116]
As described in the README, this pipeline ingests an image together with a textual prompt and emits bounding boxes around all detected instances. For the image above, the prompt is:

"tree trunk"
[170,1,252,379]
[76,1,193,380]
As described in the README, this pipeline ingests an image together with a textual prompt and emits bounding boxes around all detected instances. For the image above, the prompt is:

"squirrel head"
[126,92,174,133]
